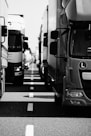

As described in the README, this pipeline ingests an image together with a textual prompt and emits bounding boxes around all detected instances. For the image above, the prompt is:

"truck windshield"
[8,34,22,52]
[70,28,91,58]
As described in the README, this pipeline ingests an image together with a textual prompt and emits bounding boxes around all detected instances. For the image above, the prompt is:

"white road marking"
[24,74,40,77]
[29,93,34,97]
[23,82,45,85]
[30,77,34,80]
[25,125,34,136]
[29,92,55,96]
[24,76,41,80]
[1,92,55,102]
[27,103,33,111]
[30,87,34,90]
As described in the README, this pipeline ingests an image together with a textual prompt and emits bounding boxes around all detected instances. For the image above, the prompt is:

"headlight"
[67,91,83,97]
[14,66,22,71]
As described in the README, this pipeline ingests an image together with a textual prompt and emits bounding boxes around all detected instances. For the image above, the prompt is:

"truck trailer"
[47,0,91,106]
[0,0,8,97]
[38,6,48,84]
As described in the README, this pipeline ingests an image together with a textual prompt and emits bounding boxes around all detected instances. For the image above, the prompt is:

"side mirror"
[23,36,28,40]
[1,25,7,36]
[50,41,57,55]
[43,32,48,47]
[44,32,47,37]
[43,38,47,47]
[23,42,28,50]
[51,30,58,39]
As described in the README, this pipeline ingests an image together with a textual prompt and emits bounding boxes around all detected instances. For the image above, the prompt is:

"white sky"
[7,0,48,52]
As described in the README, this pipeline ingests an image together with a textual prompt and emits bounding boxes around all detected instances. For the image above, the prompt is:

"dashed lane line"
[27,103,33,112]
[30,86,34,90]
[25,125,34,136]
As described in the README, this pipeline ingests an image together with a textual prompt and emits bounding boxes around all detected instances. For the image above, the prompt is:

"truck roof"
[8,14,25,34]
[63,0,91,21]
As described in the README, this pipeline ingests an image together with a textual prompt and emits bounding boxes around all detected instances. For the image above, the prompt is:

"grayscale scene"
[0,0,91,135]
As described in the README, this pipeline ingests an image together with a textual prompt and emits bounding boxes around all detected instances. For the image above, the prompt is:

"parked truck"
[38,6,48,84]
[47,0,91,106]
[6,14,28,85]
[0,0,8,97]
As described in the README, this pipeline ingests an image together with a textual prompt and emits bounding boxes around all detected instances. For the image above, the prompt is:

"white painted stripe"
[30,82,34,85]
[29,92,55,96]
[24,77,41,80]
[29,93,34,97]
[1,97,55,102]
[25,125,34,136]
[23,82,45,85]
[24,75,40,77]
[30,87,34,90]
[1,92,55,102]
[27,103,33,111]
[30,77,34,81]
[28,98,55,102]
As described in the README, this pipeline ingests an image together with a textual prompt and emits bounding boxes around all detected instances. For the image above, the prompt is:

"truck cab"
[48,0,91,106]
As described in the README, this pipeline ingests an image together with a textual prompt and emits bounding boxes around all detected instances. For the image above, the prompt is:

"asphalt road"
[0,63,91,136]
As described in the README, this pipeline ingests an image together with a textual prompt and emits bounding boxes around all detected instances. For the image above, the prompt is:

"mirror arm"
[55,55,67,61]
